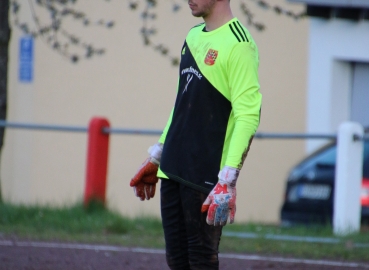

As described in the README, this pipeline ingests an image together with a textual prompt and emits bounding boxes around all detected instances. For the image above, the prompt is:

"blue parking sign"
[19,37,34,83]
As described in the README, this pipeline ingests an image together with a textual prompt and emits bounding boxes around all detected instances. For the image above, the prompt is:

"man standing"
[129,0,262,268]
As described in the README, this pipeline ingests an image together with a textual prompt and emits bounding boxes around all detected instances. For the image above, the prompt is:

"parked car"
[280,135,369,226]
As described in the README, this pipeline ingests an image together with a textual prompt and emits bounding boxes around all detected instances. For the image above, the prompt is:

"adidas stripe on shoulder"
[229,21,249,43]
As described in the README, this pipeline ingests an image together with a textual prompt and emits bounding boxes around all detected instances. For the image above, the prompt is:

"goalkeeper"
[129,0,262,268]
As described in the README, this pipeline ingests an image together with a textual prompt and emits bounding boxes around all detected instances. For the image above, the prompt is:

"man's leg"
[181,185,222,270]
[160,179,190,270]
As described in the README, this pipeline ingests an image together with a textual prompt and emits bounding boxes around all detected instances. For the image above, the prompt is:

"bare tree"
[10,0,305,64]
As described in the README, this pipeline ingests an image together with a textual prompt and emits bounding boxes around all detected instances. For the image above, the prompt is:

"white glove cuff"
[218,166,240,187]
[148,143,163,165]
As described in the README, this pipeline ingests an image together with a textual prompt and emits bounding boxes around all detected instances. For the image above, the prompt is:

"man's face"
[188,0,217,18]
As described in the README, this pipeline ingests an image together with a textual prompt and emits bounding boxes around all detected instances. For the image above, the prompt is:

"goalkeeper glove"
[201,166,239,226]
[129,143,163,201]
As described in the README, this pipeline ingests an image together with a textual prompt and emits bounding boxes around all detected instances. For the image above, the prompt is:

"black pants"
[160,179,223,270]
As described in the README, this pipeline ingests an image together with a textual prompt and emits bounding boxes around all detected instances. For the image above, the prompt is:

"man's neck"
[203,5,234,31]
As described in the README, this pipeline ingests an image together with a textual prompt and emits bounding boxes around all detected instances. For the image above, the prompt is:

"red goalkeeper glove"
[201,166,239,226]
[129,143,163,201]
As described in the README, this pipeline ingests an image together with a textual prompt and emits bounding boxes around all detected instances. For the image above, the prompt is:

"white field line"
[219,253,369,268]
[0,240,13,246]
[0,240,368,268]
[223,231,369,247]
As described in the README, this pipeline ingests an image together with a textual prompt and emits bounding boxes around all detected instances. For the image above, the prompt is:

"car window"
[297,141,369,176]
[299,145,337,171]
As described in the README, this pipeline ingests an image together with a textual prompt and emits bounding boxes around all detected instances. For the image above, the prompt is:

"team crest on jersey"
[204,49,218,66]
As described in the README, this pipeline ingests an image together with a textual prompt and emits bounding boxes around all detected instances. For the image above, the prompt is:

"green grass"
[0,202,368,262]
[0,201,165,248]
[221,223,369,261]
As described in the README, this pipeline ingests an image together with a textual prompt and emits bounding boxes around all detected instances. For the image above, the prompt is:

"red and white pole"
[84,117,110,207]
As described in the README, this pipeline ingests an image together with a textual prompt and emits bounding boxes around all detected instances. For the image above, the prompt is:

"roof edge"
[287,0,369,8]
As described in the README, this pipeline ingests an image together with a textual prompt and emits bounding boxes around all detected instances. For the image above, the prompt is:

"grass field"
[0,202,368,262]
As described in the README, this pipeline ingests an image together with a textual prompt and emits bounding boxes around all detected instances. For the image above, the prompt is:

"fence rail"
[1,120,369,141]
[104,127,162,136]
[254,132,337,140]
[0,120,88,133]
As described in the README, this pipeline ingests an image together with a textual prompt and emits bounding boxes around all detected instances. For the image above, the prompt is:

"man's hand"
[129,143,163,201]
[130,157,159,200]
[201,166,239,226]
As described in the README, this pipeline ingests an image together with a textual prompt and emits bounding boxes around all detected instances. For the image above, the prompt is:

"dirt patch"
[0,240,368,270]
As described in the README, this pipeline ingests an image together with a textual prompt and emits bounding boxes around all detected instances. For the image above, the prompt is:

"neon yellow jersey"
[158,18,262,193]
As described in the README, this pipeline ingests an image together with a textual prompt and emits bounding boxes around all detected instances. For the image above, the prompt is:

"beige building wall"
[2,0,308,223]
